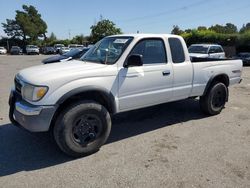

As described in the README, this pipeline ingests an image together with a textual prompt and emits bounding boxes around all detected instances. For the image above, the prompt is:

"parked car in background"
[0,46,7,54]
[68,44,84,50]
[59,47,70,54]
[54,44,65,53]
[76,44,84,49]
[40,46,56,55]
[235,52,250,66]
[189,44,225,59]
[42,47,90,64]
[10,46,23,55]
[26,45,39,55]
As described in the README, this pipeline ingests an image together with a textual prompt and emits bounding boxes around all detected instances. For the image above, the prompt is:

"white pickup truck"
[9,34,242,157]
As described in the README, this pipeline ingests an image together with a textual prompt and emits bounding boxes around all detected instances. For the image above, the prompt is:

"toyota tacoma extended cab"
[9,34,242,157]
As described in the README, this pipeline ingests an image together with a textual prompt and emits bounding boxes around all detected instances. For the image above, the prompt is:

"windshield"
[188,46,209,54]
[81,37,133,64]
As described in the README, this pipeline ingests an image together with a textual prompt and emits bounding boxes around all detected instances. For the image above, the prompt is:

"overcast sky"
[0,0,249,39]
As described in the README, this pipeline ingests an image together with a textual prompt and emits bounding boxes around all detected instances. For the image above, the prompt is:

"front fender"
[56,85,117,113]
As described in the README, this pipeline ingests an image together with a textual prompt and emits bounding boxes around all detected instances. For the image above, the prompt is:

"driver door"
[118,38,173,111]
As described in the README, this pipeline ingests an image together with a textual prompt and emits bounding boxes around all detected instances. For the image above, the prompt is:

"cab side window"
[168,38,185,63]
[130,39,167,64]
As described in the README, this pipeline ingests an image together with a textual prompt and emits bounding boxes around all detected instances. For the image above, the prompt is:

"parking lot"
[0,55,250,188]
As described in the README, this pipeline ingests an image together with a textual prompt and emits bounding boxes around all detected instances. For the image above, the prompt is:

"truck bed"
[191,57,236,63]
[190,59,243,97]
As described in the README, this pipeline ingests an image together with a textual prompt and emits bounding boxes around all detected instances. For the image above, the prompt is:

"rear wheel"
[54,101,111,157]
[200,82,228,115]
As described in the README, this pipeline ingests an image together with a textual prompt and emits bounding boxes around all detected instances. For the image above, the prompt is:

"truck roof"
[109,33,182,39]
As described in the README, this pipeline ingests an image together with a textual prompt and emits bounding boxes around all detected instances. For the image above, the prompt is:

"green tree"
[209,24,225,33]
[240,23,250,33]
[197,26,207,31]
[209,23,237,34]
[171,25,184,35]
[45,32,57,45]
[71,34,86,44]
[90,19,122,43]
[224,23,237,34]
[2,5,47,44]
[49,32,57,41]
[184,29,192,33]
[2,19,23,39]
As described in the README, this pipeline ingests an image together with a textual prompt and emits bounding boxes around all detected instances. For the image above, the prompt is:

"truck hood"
[189,53,209,58]
[17,60,116,85]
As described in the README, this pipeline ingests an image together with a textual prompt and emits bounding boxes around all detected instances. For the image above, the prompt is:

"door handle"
[162,70,170,76]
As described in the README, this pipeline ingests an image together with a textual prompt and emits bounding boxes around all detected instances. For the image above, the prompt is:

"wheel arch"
[49,86,117,131]
[203,74,229,97]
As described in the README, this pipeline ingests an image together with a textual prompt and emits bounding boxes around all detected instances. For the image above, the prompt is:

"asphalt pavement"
[0,55,250,188]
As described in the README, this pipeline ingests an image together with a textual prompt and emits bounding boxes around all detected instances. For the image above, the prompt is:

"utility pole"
[7,38,9,51]
[68,29,71,40]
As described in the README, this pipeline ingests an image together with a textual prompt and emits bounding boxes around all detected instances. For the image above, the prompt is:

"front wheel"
[53,101,111,157]
[200,82,228,115]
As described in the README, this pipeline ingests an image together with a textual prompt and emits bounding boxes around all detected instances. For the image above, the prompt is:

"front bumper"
[9,90,57,132]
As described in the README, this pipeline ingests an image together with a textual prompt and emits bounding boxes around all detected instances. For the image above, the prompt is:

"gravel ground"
[0,55,250,188]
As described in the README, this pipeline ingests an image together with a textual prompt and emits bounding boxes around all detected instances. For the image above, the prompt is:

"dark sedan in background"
[10,46,23,55]
[235,52,250,66]
[42,47,90,64]
[40,46,56,55]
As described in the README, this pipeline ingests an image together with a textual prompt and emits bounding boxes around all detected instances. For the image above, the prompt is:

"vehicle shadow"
[108,99,206,143]
[0,99,207,177]
[0,124,72,177]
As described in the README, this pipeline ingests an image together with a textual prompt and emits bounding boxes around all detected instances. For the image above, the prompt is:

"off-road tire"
[200,82,228,115]
[54,100,111,157]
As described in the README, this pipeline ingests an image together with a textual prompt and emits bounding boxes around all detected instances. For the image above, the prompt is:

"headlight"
[22,83,48,102]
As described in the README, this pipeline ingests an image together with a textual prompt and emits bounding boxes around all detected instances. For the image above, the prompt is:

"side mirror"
[125,54,143,68]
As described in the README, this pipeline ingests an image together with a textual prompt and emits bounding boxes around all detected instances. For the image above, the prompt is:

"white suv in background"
[0,46,7,54]
[26,45,39,55]
[54,44,65,53]
[189,44,225,59]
